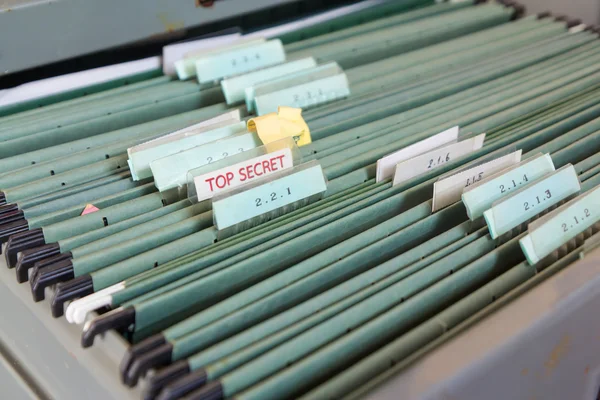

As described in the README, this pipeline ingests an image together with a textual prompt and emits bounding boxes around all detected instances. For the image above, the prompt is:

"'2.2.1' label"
[255,187,292,207]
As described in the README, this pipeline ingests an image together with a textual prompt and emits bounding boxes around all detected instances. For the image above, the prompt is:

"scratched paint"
[157,12,185,33]
[544,335,570,377]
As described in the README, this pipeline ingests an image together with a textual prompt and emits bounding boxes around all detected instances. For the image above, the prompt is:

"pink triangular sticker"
[81,204,100,216]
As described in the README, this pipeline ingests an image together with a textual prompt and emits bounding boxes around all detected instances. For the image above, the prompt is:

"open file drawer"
[0,256,140,400]
[2,242,600,399]
[363,246,600,400]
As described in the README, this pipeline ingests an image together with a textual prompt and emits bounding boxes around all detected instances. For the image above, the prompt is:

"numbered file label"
[175,37,266,80]
[150,132,263,192]
[193,148,294,202]
[251,62,350,115]
[221,58,317,105]
[520,186,600,265]
[127,120,246,181]
[483,164,581,239]
[212,161,327,232]
[195,39,286,84]
[163,33,241,76]
[376,126,459,183]
[393,133,485,186]
[462,153,555,220]
[432,150,521,212]
[127,110,242,180]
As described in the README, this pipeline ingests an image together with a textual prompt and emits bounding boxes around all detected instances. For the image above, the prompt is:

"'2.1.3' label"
[483,164,580,239]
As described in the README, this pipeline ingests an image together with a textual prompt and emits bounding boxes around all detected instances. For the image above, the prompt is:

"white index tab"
[392,133,485,186]
[432,150,522,212]
[376,126,459,182]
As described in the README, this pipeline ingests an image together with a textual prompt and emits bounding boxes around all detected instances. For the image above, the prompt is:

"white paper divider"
[376,126,459,182]
[432,150,522,212]
[393,133,486,186]
[0,57,161,107]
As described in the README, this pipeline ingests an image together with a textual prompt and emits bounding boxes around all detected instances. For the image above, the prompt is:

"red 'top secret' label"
[194,148,293,202]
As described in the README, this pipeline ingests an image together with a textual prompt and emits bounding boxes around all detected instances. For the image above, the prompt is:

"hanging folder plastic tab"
[195,39,286,84]
[175,37,266,80]
[484,164,581,240]
[127,117,245,181]
[131,109,242,150]
[212,160,327,237]
[251,62,350,115]
[432,149,522,212]
[162,32,241,77]
[187,136,300,203]
[393,133,485,186]
[520,185,600,265]
[462,153,556,220]
[150,131,263,192]
[221,58,317,105]
[376,126,459,182]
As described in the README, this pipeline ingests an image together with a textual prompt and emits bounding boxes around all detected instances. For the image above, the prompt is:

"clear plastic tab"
[187,136,301,203]
[461,153,555,221]
[484,164,581,239]
[520,185,599,265]
[212,160,327,239]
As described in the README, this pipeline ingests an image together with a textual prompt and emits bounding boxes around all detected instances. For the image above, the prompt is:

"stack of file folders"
[2,1,600,399]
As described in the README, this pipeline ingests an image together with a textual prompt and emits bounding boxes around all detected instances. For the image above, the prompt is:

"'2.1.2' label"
[520,185,600,264]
